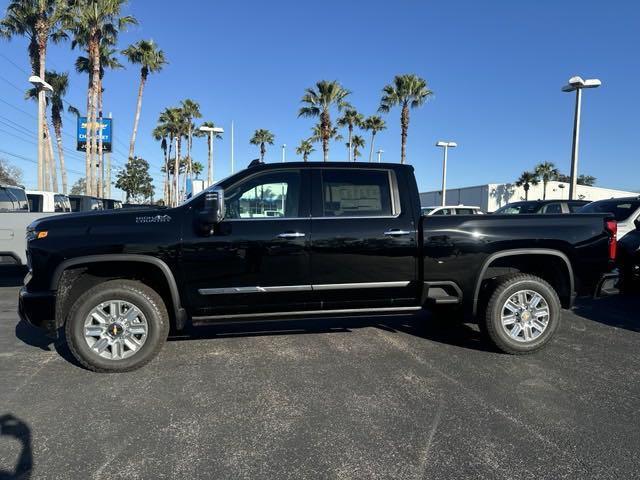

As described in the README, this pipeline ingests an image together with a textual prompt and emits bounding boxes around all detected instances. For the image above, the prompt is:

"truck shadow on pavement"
[172,312,497,353]
[0,414,33,480]
[572,296,640,332]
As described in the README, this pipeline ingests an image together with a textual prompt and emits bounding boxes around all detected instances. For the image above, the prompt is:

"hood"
[28,206,172,231]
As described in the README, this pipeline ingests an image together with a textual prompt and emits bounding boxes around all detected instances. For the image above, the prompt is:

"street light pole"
[198,125,224,186]
[376,149,383,163]
[562,76,601,200]
[281,144,286,163]
[436,141,457,206]
[29,75,53,190]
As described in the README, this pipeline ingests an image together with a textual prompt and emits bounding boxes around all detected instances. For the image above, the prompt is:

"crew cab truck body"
[19,162,619,372]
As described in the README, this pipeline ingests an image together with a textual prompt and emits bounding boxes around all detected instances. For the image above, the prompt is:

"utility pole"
[376,149,383,163]
[231,121,235,173]
[281,144,286,163]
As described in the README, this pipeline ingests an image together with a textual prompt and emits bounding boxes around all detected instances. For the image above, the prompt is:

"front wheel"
[483,274,561,354]
[65,280,169,372]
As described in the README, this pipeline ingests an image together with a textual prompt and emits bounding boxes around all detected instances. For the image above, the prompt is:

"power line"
[0,53,30,75]
[0,98,37,119]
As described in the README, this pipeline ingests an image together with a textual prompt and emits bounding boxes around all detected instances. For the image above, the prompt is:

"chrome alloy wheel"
[83,300,149,360]
[500,289,550,343]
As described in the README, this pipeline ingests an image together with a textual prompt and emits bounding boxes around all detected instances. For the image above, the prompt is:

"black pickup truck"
[19,162,619,372]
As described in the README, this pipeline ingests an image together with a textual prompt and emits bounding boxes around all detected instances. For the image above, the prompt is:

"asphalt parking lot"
[1,269,639,480]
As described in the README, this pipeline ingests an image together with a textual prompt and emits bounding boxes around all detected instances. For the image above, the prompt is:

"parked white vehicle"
[26,190,72,213]
[421,205,484,216]
[0,185,68,266]
[579,197,640,239]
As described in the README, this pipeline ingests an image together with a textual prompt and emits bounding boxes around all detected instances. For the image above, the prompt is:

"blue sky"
[0,0,638,198]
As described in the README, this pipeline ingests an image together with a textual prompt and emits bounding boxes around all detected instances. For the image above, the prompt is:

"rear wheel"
[482,274,561,354]
[65,280,169,372]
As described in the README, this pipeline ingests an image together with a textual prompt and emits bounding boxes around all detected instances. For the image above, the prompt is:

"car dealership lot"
[1,273,639,480]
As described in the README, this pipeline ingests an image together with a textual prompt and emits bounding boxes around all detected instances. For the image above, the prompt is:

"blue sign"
[77,116,112,152]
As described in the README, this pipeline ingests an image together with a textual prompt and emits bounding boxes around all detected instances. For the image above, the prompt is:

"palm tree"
[515,171,539,201]
[69,0,136,196]
[337,108,363,162]
[310,123,342,145]
[295,139,315,162]
[153,124,170,203]
[362,115,386,162]
[75,42,122,195]
[1,0,71,191]
[122,40,167,161]
[379,74,433,164]
[351,135,365,162]
[298,80,350,162]
[250,129,275,162]
[534,162,560,200]
[180,99,201,186]
[194,121,223,185]
[192,162,204,179]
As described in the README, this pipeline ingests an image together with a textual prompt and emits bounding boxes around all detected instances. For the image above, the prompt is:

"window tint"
[90,199,103,210]
[7,187,28,211]
[494,203,540,214]
[432,208,453,215]
[542,203,562,214]
[54,194,71,212]
[421,207,435,215]
[456,208,477,215]
[321,169,392,217]
[567,201,587,213]
[0,187,15,211]
[28,194,43,212]
[579,200,640,221]
[225,170,301,219]
[69,198,81,211]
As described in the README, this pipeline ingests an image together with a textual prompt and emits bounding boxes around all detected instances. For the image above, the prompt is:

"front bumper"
[18,287,57,336]
[594,270,620,298]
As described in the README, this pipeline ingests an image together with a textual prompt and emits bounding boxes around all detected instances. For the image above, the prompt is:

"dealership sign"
[77,117,112,152]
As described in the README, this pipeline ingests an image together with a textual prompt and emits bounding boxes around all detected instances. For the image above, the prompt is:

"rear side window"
[28,194,43,212]
[456,208,477,215]
[0,187,14,211]
[568,202,586,213]
[7,187,28,211]
[54,194,71,212]
[542,203,562,214]
[432,208,453,215]
[580,200,640,221]
[69,198,80,211]
[91,199,103,210]
[321,169,393,217]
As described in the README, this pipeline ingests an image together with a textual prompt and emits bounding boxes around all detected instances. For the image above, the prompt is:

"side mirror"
[635,217,640,230]
[198,188,224,229]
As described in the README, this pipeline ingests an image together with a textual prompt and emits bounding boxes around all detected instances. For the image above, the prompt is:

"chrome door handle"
[277,232,306,239]
[384,229,412,236]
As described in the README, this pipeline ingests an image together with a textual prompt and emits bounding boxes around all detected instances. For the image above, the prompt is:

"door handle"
[277,232,306,239]
[384,229,412,236]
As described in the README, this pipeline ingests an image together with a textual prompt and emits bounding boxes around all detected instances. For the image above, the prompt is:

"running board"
[192,306,422,324]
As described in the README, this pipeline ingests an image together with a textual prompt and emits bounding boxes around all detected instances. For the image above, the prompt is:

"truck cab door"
[309,167,419,310]
[180,168,313,318]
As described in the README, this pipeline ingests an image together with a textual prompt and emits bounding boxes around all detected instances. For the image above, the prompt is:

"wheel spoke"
[502,314,517,326]
[85,325,105,337]
[504,300,520,314]
[532,319,547,332]
[92,337,110,354]
[128,324,146,336]
[111,339,123,360]
[124,336,141,351]
[509,324,522,339]
[517,291,526,306]
[91,309,109,324]
[123,306,141,323]
[533,308,549,318]
[110,301,119,319]
[528,294,543,309]
[523,325,532,341]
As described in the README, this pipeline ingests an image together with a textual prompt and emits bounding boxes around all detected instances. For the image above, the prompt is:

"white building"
[420,181,638,213]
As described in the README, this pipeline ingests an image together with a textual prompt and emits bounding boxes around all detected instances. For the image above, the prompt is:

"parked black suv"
[19,162,618,371]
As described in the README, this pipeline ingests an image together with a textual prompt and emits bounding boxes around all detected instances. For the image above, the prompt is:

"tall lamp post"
[435,141,457,206]
[562,76,601,200]
[198,125,224,185]
[29,75,54,190]
[281,144,286,163]
[376,149,384,163]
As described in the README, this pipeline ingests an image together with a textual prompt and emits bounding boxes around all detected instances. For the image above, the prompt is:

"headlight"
[26,229,47,242]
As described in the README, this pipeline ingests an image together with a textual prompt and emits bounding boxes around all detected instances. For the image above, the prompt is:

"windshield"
[494,203,540,214]
[579,199,640,221]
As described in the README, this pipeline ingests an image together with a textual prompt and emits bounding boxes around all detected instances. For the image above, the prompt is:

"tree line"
[516,162,596,200]
[1,0,166,199]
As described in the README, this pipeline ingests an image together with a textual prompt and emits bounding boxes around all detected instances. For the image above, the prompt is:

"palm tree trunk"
[260,143,265,162]
[36,26,47,190]
[400,104,409,165]
[128,72,146,161]
[524,184,529,201]
[543,181,547,200]
[174,137,180,206]
[321,111,329,162]
[210,136,215,185]
[85,75,93,196]
[348,125,353,162]
[89,36,101,196]
[368,132,376,162]
[45,123,58,192]
[97,77,104,198]
[53,118,68,194]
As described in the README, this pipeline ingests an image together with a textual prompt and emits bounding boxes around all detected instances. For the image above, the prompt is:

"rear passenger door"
[310,167,418,310]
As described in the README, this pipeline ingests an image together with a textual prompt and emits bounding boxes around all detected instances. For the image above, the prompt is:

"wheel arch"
[52,254,186,330]
[472,249,575,316]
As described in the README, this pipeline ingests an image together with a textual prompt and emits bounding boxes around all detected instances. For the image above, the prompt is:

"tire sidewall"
[66,281,167,372]
[488,279,560,353]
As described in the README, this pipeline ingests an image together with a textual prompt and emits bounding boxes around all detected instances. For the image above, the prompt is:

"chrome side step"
[192,306,422,323]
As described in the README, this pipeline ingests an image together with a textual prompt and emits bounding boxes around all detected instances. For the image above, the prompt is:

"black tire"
[482,274,561,354]
[65,279,169,372]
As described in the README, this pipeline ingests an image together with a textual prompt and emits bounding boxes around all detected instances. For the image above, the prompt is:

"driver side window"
[225,170,301,219]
